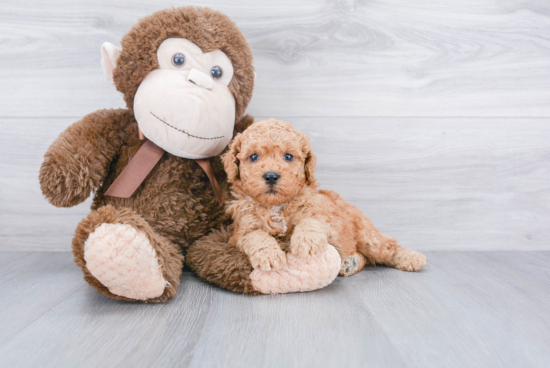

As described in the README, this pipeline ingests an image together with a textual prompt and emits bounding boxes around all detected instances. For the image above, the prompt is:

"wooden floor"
[1,251,549,368]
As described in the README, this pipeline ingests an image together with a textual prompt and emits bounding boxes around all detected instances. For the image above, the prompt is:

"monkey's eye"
[284,154,294,162]
[210,66,223,79]
[172,53,186,67]
[249,154,259,162]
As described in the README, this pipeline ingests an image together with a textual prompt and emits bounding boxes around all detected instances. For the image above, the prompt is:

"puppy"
[222,119,426,276]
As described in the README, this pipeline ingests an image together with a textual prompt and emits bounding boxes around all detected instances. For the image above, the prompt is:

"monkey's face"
[133,38,236,159]
[101,7,255,159]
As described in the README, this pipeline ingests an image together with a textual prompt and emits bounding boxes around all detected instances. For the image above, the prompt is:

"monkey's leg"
[186,227,341,295]
[357,233,426,272]
[72,205,183,302]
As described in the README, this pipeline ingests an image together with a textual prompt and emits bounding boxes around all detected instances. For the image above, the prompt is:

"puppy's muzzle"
[263,172,280,185]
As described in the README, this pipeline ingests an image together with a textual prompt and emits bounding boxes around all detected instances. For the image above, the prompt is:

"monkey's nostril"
[263,172,280,185]
[187,68,214,89]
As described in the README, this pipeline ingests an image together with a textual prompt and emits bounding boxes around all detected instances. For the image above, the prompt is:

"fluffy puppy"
[222,119,426,276]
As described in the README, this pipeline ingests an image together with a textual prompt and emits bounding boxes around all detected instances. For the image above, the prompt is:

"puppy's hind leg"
[358,233,426,272]
[339,252,367,277]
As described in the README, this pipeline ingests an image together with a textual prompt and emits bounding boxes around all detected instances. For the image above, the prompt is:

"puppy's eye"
[172,53,186,67]
[249,154,259,162]
[211,66,223,79]
[284,153,294,162]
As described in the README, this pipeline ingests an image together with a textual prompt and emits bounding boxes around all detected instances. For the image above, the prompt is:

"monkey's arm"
[39,109,131,207]
[233,114,254,136]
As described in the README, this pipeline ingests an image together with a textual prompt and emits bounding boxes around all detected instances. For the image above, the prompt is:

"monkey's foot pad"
[250,245,341,294]
[84,223,167,300]
[339,253,367,277]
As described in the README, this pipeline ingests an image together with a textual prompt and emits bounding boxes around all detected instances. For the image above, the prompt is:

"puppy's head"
[222,119,316,206]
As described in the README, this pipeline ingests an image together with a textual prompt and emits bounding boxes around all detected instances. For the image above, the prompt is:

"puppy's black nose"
[263,172,280,185]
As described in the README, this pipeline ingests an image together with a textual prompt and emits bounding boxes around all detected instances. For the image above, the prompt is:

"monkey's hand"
[290,218,329,258]
[39,109,130,207]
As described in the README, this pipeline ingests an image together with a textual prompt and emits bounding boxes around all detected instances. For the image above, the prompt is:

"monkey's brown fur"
[186,227,262,296]
[39,7,258,301]
[222,119,427,275]
[114,7,254,120]
[73,205,185,302]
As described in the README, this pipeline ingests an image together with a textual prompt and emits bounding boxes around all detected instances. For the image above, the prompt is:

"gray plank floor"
[0,251,549,368]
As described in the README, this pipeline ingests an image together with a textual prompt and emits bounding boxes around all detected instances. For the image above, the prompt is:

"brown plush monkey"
[39,7,341,302]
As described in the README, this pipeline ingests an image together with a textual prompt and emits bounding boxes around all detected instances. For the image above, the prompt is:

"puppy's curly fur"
[222,119,427,275]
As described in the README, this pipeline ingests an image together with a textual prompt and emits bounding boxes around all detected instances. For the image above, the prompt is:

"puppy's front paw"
[250,247,287,271]
[393,250,427,271]
[290,231,328,258]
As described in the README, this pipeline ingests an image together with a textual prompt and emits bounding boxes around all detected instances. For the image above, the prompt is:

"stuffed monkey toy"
[39,7,341,302]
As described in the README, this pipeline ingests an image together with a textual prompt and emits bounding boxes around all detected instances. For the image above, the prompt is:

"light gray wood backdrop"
[1,0,549,251]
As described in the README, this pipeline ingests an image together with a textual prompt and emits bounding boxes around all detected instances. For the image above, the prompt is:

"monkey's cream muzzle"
[134,67,235,160]
[101,38,238,201]
[187,68,214,89]
[131,37,236,160]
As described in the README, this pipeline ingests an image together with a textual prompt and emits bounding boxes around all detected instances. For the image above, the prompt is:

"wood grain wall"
[1,0,549,251]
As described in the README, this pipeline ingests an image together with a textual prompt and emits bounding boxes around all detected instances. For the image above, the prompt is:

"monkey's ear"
[101,42,122,85]
[222,133,243,183]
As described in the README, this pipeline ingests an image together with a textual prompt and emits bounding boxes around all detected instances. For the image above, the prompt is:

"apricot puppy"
[222,119,426,275]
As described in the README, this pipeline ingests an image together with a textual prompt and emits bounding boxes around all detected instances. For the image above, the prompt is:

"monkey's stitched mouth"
[150,112,225,140]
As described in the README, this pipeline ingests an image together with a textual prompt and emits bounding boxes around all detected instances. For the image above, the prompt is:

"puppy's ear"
[301,133,317,185]
[222,133,243,183]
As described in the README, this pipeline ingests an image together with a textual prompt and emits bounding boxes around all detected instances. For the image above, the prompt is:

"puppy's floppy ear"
[300,133,317,185]
[222,133,243,183]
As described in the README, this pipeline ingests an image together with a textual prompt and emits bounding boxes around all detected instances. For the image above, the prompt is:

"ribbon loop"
[105,139,223,205]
